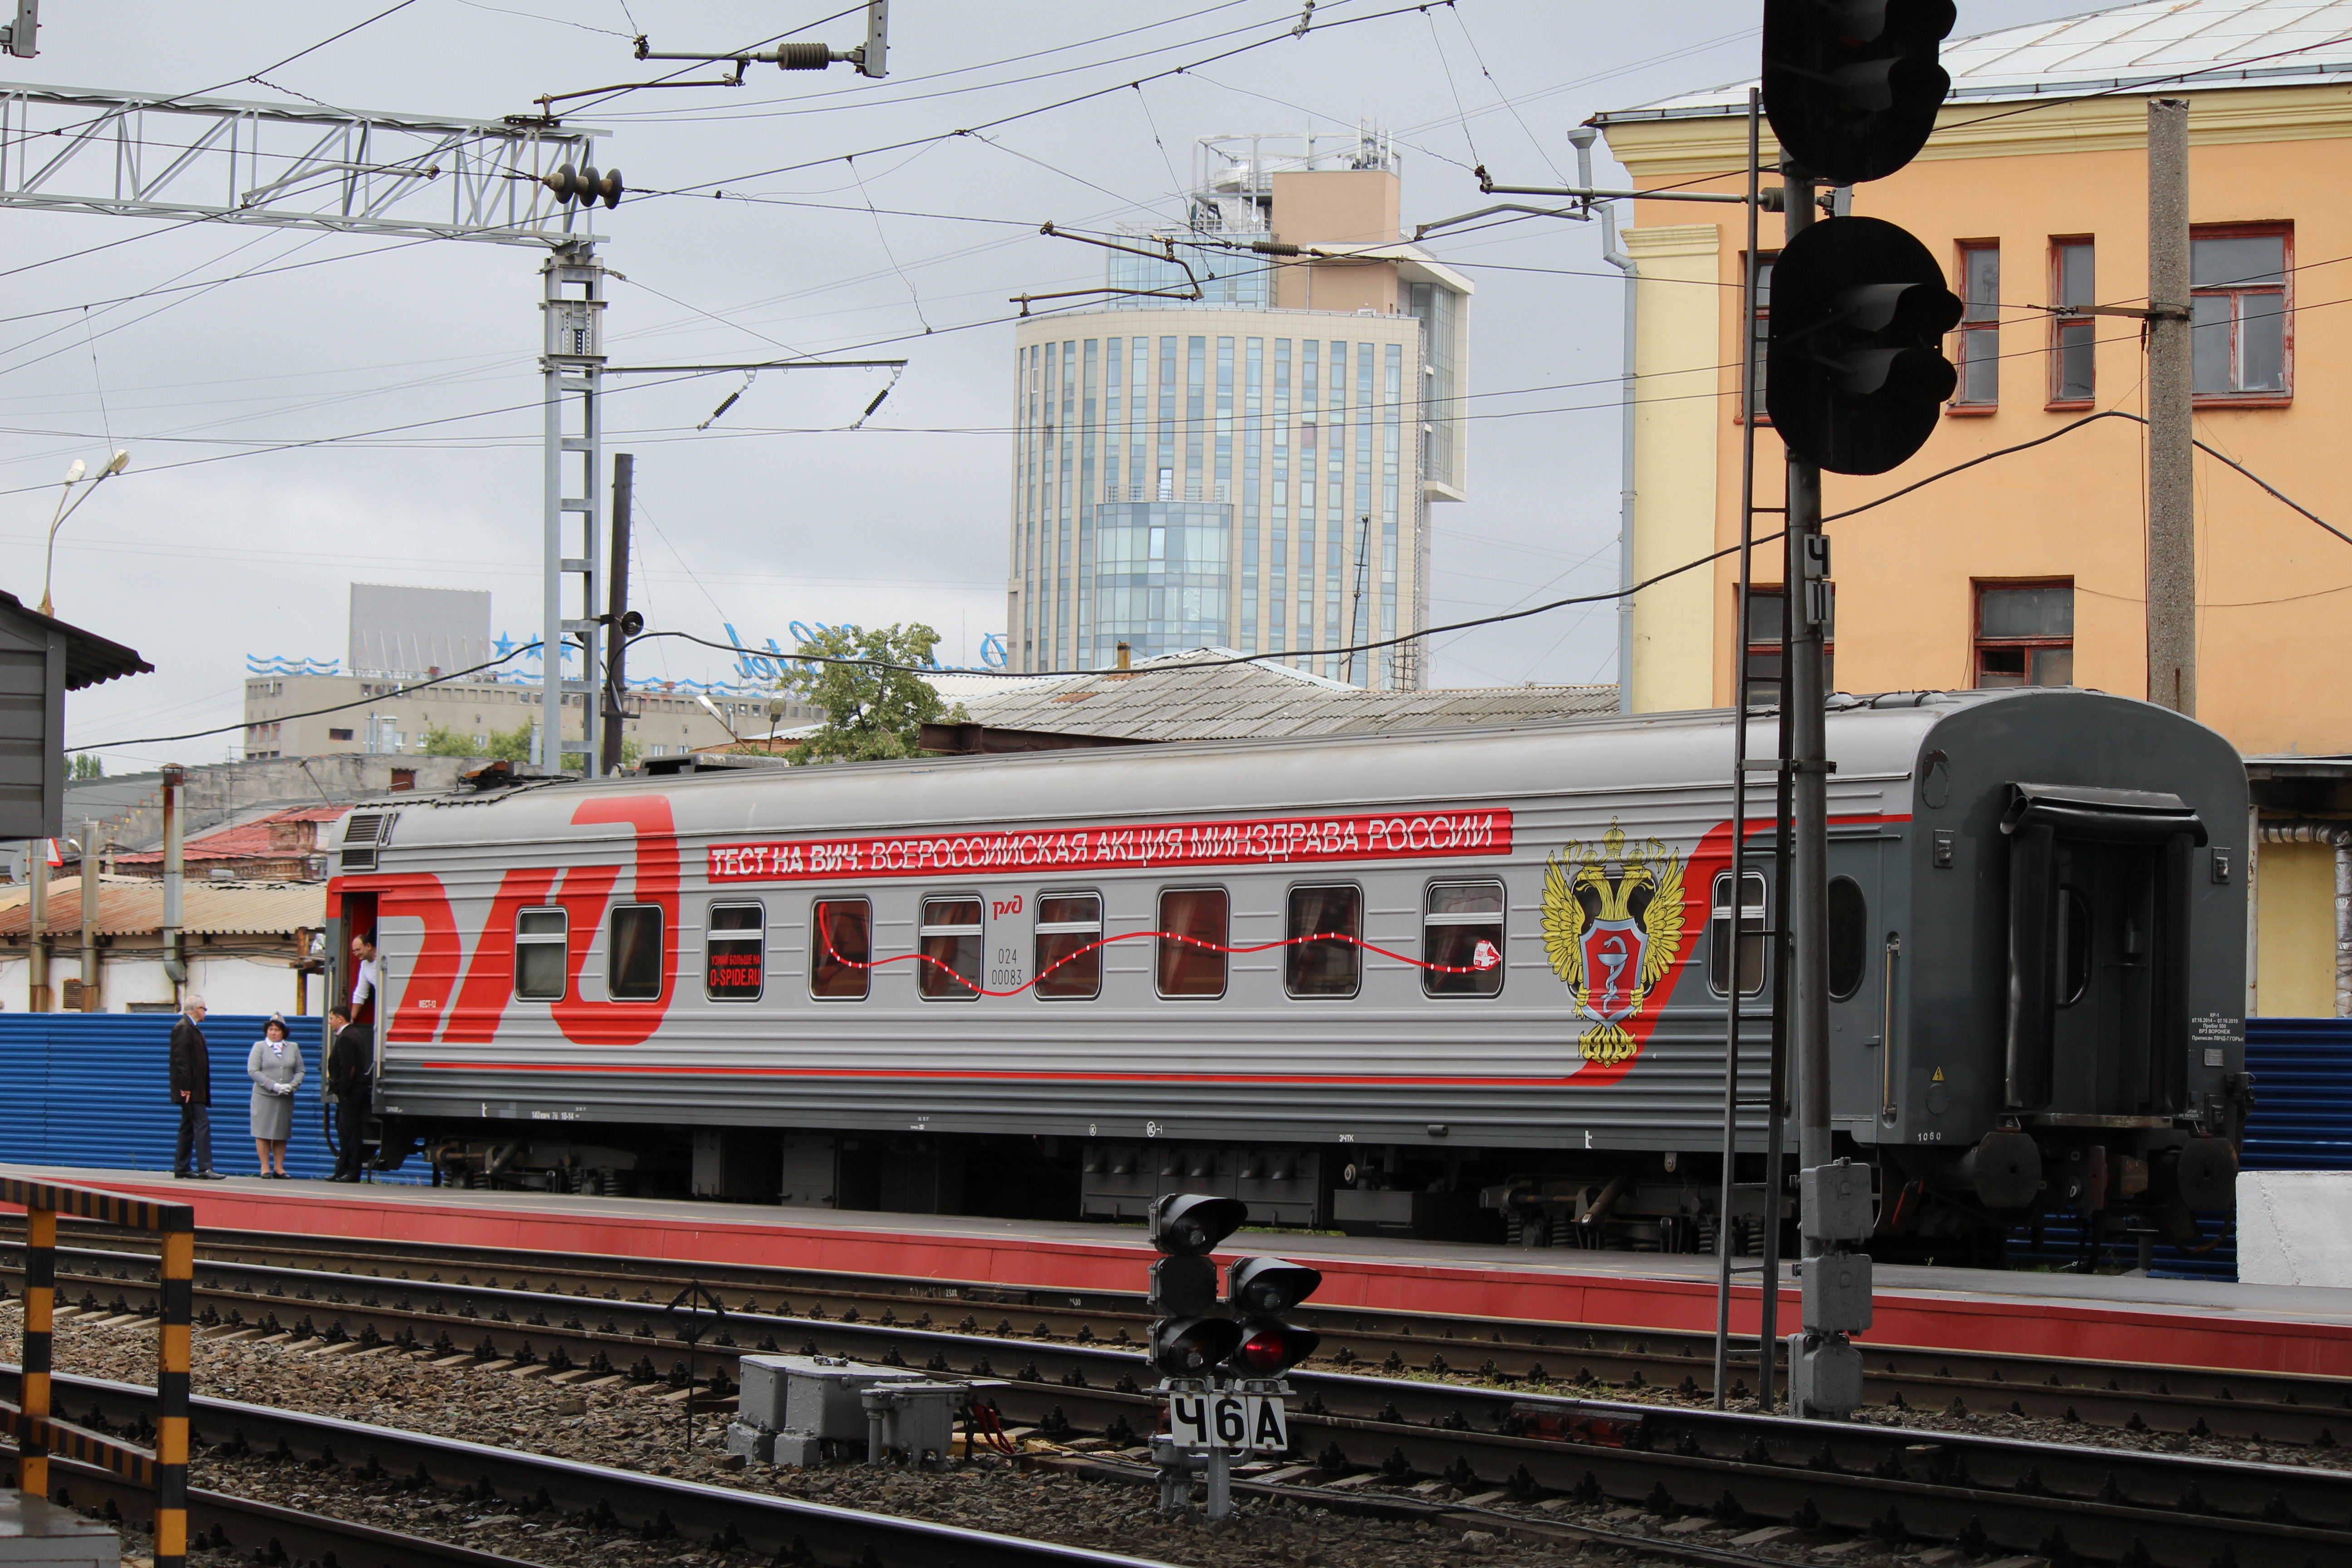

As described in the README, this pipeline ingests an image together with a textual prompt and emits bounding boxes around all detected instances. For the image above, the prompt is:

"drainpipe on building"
[2257,820,2352,1018]
[162,764,186,998]
[28,839,47,1011]
[79,817,100,1012]
[1599,197,1637,714]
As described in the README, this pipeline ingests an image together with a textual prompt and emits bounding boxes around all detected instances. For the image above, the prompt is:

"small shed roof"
[0,590,152,691]
[0,876,323,938]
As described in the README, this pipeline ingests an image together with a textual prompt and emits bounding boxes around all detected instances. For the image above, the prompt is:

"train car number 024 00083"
[1166,1390,1289,1454]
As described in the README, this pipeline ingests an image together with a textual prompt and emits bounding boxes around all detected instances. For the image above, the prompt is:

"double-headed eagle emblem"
[1541,822,1687,1064]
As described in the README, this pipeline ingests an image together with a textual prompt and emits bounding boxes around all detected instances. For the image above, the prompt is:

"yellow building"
[1597,0,2352,1015]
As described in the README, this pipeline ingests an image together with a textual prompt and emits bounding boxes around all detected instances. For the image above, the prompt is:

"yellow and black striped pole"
[155,1216,193,1568]
[18,1204,53,1501]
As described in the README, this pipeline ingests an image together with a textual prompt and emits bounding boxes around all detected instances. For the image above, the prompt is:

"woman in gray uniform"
[246,1014,304,1177]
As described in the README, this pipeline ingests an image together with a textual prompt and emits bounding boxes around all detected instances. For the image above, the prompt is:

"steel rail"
[11,1225,2343,1445]
[2,1441,546,1568]
[1,1367,1173,1568]
[11,1254,2350,1566]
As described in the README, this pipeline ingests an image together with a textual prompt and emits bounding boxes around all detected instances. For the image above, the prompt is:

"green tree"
[419,721,534,762]
[781,622,963,764]
[69,754,103,779]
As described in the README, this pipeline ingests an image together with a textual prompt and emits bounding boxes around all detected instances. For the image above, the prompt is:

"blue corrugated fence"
[0,1012,338,1179]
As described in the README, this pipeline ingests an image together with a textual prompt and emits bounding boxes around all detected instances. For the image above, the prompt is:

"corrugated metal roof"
[0,876,324,937]
[115,806,340,867]
[0,588,152,690]
[1602,0,2352,123]
[951,648,1617,743]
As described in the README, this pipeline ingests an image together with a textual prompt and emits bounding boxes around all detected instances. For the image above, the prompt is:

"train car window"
[706,902,764,1002]
[1034,893,1102,1000]
[1827,877,1867,1000]
[810,899,872,1000]
[1286,884,1363,999]
[609,906,664,1001]
[2057,886,2092,1007]
[1156,888,1229,999]
[919,897,984,1000]
[1423,881,1505,997]
[1708,872,1768,997]
[515,908,567,1000]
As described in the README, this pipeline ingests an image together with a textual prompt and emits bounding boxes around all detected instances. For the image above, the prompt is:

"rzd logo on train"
[1542,823,1687,1065]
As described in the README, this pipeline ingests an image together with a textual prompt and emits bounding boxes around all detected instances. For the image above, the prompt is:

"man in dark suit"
[325,1003,372,1182]
[170,995,223,1178]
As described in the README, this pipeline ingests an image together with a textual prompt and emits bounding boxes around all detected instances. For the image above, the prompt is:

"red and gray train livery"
[326,686,2248,1257]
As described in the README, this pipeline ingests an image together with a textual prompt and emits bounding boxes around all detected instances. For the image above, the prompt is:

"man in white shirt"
[351,935,380,1020]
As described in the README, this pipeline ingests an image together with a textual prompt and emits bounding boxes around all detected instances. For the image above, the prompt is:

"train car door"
[1827,839,1889,1126]
[2003,785,2200,1117]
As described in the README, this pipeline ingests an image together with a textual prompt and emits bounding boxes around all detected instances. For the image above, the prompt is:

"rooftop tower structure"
[1007,126,1470,687]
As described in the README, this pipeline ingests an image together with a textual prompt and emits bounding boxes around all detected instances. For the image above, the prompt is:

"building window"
[1156,887,1228,999]
[2050,239,2095,406]
[515,908,567,1001]
[609,906,664,1000]
[918,896,983,1000]
[1975,580,2074,688]
[1708,872,1768,997]
[390,769,416,792]
[810,899,871,1000]
[2192,226,2288,399]
[706,902,764,1001]
[1741,586,1833,706]
[1741,252,1776,420]
[1285,884,1362,999]
[1952,242,1999,407]
[1423,881,1504,997]
[328,728,354,742]
[1034,892,1102,1000]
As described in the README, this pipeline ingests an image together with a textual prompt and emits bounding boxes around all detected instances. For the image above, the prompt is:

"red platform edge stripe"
[30,1177,2349,1379]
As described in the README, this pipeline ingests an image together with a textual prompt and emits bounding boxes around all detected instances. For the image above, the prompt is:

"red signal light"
[1230,1322,1320,1377]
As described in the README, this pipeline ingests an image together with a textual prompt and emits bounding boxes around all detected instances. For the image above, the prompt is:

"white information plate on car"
[1166,1389,1287,1454]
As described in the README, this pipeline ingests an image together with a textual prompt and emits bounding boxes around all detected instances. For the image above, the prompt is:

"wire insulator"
[774,42,831,70]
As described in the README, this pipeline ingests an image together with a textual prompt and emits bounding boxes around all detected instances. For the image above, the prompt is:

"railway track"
[8,1229,2348,1566]
[9,1220,2342,1446]
[2,1367,1177,1568]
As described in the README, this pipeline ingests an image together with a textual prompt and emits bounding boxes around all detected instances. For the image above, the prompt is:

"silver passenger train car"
[328,686,2249,1258]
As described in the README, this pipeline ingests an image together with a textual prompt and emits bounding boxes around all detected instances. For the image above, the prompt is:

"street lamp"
[39,448,130,617]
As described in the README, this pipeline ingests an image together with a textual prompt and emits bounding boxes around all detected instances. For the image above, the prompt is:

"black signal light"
[1228,1320,1321,1377]
[1763,0,1956,186]
[1149,1193,1247,1257]
[1225,1257,1322,1317]
[1150,1315,1245,1378]
[1765,215,1963,475]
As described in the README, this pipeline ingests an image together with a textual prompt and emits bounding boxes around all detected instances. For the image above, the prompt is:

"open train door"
[2001,783,2204,1119]
[328,885,383,1174]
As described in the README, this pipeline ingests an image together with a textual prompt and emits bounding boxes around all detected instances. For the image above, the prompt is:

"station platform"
[4,1161,2347,1379]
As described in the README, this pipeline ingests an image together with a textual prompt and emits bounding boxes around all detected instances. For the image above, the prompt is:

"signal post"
[1144,1195,1320,1520]
[1761,0,1959,1416]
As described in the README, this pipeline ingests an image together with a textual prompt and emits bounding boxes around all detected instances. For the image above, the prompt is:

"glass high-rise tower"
[1006,127,1470,688]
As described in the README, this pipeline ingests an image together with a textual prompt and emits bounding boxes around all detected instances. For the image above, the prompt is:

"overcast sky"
[9,0,2110,770]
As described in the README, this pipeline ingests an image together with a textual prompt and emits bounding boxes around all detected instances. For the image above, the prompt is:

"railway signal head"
[1222,1255,1323,1378]
[1149,1193,1247,1256]
[1763,0,1956,186]
[1150,1315,1247,1378]
[1765,215,1963,475]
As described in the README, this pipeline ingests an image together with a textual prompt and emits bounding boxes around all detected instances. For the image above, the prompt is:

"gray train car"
[327,686,2248,1258]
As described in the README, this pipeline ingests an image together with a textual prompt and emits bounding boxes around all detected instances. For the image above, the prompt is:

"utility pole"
[29,837,49,1011]
[78,818,99,1012]
[601,453,636,777]
[2146,97,2195,716]
[1344,517,1372,687]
